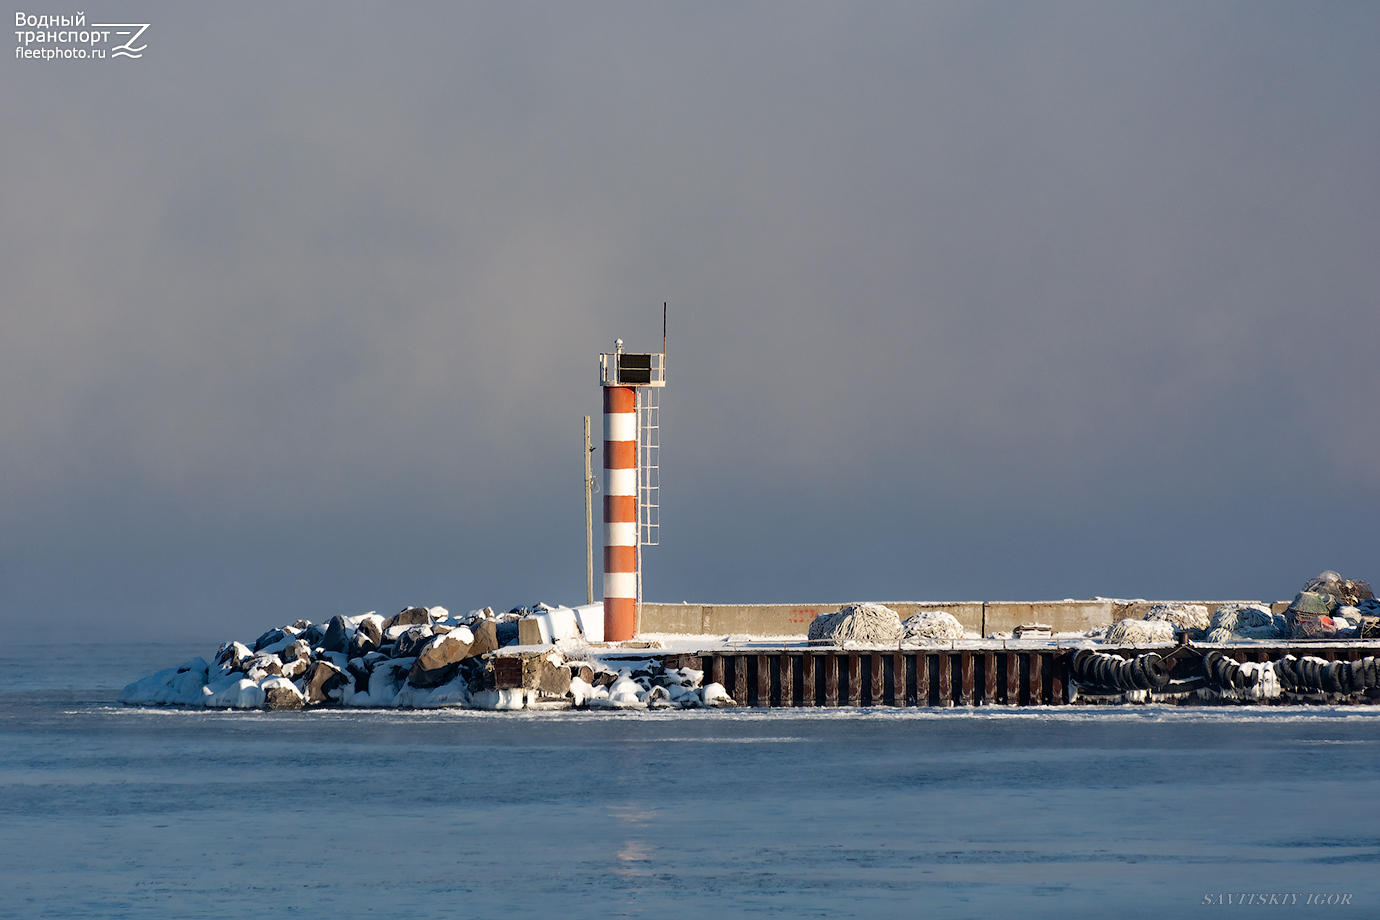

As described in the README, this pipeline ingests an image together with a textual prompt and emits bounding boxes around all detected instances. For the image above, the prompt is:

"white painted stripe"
[604,571,637,598]
[604,412,636,442]
[604,521,637,547]
[605,467,636,496]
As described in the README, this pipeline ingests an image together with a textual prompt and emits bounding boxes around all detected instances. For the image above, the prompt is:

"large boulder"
[533,659,571,696]
[363,658,414,705]
[395,673,471,709]
[252,628,289,652]
[395,626,435,658]
[386,606,433,630]
[281,656,310,680]
[467,620,499,658]
[214,641,253,673]
[203,674,265,709]
[303,660,351,705]
[418,628,474,669]
[346,658,372,693]
[244,655,283,680]
[263,677,304,710]
[298,624,327,647]
[408,628,475,688]
[347,626,379,659]
[281,639,313,663]
[407,659,461,689]
[321,615,353,654]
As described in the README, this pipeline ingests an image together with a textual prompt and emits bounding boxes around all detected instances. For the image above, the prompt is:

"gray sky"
[4,2,1377,641]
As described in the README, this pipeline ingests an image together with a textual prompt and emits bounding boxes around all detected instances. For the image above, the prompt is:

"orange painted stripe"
[604,545,637,573]
[604,495,636,522]
[604,440,636,469]
[603,386,635,414]
[605,596,637,642]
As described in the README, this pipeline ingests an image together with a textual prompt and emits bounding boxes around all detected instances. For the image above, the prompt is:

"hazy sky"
[4,2,1377,640]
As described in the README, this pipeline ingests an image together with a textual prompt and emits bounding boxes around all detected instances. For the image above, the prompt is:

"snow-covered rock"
[701,682,736,708]
[263,676,305,710]
[416,628,473,672]
[204,676,265,709]
[395,674,472,709]
[386,607,432,630]
[470,688,530,710]
[568,676,594,707]
[303,661,350,705]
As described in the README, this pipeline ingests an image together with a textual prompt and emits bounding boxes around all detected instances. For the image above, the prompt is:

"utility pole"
[584,415,595,605]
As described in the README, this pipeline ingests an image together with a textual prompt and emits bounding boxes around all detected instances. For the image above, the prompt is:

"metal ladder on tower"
[636,386,660,606]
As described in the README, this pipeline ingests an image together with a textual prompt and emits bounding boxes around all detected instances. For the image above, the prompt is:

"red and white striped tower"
[602,384,638,641]
[599,328,665,642]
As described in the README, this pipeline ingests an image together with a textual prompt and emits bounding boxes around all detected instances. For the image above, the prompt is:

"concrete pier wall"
[639,600,1289,637]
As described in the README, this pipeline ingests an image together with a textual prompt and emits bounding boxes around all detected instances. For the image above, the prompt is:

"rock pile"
[575,661,733,710]
[119,605,736,712]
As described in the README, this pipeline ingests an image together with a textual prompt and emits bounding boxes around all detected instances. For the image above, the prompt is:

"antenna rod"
[662,302,667,364]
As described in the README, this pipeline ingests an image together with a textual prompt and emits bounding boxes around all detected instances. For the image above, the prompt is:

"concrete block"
[889,602,985,634]
[641,599,1296,638]
[982,601,1116,637]
[640,601,985,636]
[639,603,704,633]
[541,607,580,642]
[572,603,604,642]
[517,617,544,646]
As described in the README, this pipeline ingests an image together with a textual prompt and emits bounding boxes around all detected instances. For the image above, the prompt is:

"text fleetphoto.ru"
[14,10,147,60]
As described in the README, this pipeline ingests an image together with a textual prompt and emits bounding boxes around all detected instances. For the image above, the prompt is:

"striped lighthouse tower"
[599,327,665,642]
[602,384,638,641]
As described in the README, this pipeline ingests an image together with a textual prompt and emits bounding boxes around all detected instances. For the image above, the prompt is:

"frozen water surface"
[3,642,1379,918]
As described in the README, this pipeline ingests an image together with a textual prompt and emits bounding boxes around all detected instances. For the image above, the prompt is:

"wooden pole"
[583,415,594,605]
